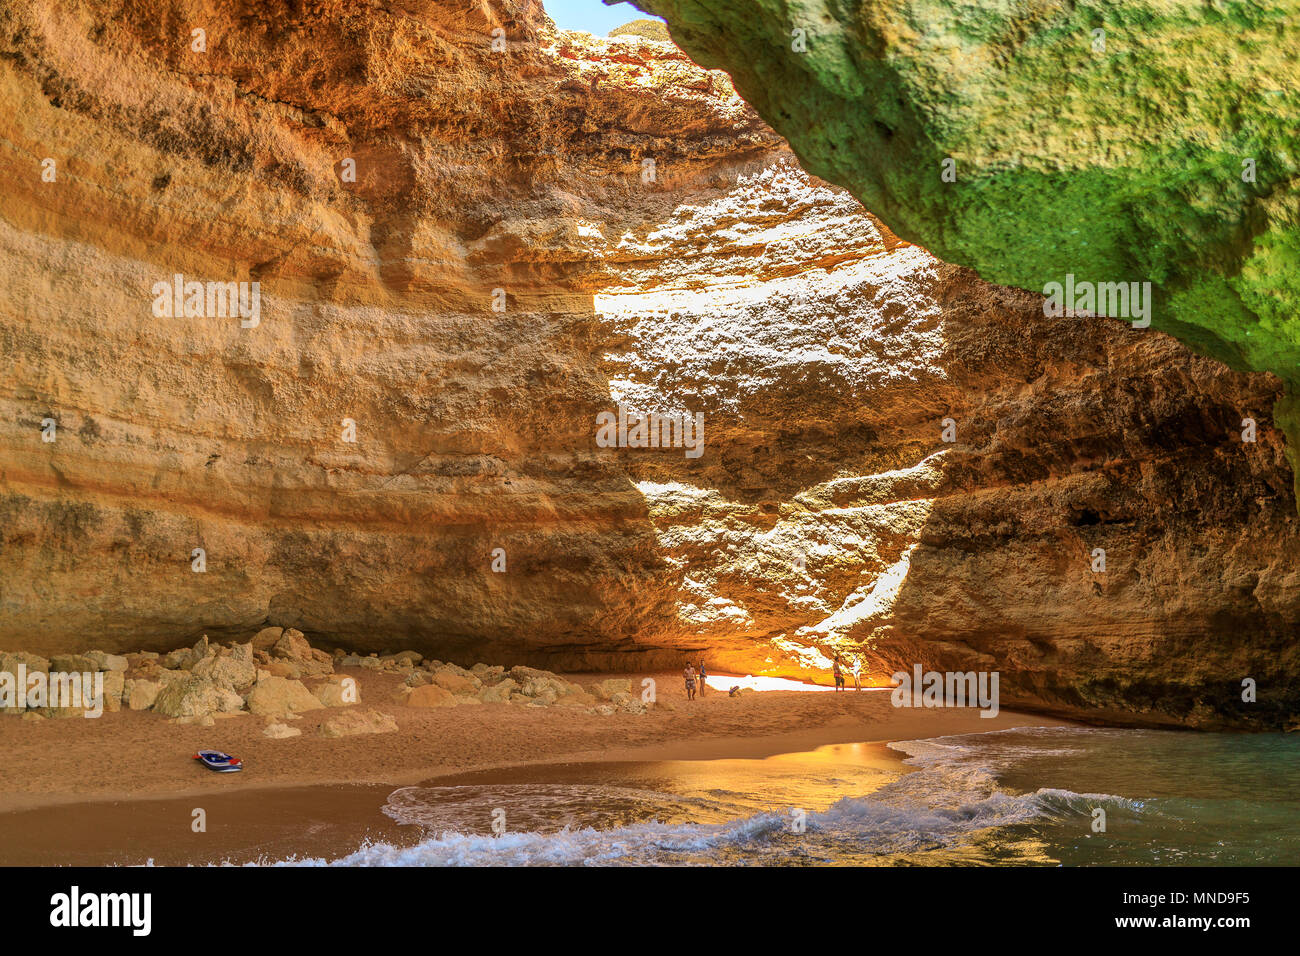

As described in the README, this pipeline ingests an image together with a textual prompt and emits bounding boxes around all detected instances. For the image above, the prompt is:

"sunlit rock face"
[0,0,777,667]
[0,0,1295,726]
[635,0,1300,482]
[609,163,1298,729]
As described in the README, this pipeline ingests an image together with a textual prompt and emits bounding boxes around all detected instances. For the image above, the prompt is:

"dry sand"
[0,668,1076,864]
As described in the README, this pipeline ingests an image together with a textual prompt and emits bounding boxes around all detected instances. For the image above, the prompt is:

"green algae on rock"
[633,0,1300,477]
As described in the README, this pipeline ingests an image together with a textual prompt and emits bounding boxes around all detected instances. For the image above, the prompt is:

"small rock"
[406,684,459,708]
[272,628,312,661]
[87,650,130,672]
[263,722,302,739]
[432,671,478,695]
[312,676,359,707]
[319,709,398,738]
[477,678,518,703]
[173,714,215,726]
[615,694,647,716]
[590,678,633,702]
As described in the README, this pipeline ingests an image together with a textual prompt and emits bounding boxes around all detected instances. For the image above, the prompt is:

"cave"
[0,0,1297,882]
[0,0,1295,732]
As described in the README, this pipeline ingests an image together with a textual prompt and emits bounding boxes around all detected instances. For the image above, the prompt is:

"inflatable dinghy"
[194,749,243,773]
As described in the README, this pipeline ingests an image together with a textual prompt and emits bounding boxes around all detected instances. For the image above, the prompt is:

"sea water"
[277,728,1300,866]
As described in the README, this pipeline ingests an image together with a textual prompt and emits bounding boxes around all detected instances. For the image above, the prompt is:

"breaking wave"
[262,728,1140,866]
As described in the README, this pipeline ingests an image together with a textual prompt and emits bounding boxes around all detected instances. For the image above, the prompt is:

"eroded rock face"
[637,0,1300,473]
[607,162,1299,727]
[0,0,1295,726]
[0,0,776,663]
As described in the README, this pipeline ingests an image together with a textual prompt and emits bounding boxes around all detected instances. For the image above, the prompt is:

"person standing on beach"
[684,662,697,701]
[832,655,845,692]
[851,656,862,691]
[698,659,708,697]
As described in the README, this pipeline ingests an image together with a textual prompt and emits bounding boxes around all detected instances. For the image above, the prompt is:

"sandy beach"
[0,668,1075,865]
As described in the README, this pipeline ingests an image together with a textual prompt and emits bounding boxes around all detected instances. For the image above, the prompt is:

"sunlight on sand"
[703,673,836,693]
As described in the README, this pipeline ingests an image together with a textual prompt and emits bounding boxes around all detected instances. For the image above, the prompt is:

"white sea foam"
[249,728,1141,866]
[272,812,785,867]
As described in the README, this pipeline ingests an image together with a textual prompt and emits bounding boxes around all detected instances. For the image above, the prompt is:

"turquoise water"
[276,727,1300,866]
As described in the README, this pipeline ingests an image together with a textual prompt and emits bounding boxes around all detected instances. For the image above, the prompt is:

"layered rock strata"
[638,0,1300,473]
[0,0,1295,726]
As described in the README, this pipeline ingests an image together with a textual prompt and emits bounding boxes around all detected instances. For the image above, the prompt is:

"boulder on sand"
[191,649,257,692]
[406,684,459,708]
[270,629,334,677]
[553,687,597,709]
[101,670,125,712]
[245,673,326,717]
[151,674,243,718]
[312,675,359,707]
[432,670,478,695]
[124,678,161,711]
[471,663,506,682]
[1,652,47,714]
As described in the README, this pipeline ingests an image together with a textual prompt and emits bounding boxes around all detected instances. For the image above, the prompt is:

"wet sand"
[0,669,1076,865]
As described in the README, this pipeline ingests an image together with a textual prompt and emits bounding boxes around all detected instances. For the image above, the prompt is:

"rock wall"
[0,0,1295,726]
[636,0,1300,479]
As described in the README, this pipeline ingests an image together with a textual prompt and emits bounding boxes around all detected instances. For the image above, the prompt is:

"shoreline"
[0,670,1079,865]
[0,670,1076,813]
[0,707,988,814]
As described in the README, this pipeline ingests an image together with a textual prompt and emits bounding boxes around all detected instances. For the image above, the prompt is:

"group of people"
[681,653,865,698]
[682,660,707,700]
[831,653,862,692]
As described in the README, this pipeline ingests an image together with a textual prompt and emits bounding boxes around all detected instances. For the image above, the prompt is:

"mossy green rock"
[636,0,1300,473]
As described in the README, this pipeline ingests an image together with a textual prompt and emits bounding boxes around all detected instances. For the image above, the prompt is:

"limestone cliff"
[636,0,1300,478]
[0,0,1295,728]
